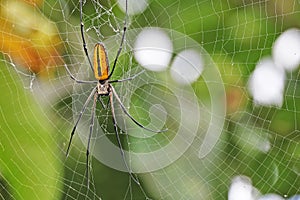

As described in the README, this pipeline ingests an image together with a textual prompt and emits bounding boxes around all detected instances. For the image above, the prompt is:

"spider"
[64,0,166,187]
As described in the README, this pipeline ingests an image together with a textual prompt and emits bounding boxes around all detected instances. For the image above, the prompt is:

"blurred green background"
[0,0,300,199]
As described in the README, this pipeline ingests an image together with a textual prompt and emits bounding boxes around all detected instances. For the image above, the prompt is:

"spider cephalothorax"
[97,81,110,95]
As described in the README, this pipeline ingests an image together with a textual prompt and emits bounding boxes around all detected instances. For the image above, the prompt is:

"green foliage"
[0,61,62,200]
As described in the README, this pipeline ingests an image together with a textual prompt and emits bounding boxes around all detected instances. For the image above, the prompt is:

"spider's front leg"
[64,64,98,84]
[108,70,145,83]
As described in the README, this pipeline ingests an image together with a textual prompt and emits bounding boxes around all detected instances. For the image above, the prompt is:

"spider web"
[1,0,300,200]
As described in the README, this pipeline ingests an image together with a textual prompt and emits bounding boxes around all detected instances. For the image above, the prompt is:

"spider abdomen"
[93,43,109,81]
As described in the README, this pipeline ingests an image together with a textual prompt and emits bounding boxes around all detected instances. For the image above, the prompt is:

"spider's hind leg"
[97,95,107,109]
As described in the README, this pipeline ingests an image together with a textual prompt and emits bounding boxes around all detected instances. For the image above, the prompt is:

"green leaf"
[0,61,62,200]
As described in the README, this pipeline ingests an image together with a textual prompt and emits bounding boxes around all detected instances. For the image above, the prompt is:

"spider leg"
[80,0,94,72]
[86,92,97,188]
[107,0,128,79]
[64,64,97,84]
[110,85,168,133]
[108,70,145,83]
[66,87,97,157]
[109,91,140,185]
[97,95,106,109]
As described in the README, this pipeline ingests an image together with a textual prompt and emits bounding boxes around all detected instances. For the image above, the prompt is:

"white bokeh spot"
[258,194,285,200]
[228,176,288,200]
[170,49,204,85]
[248,57,285,107]
[289,195,300,200]
[228,176,260,200]
[134,27,173,71]
[118,0,148,15]
[273,28,300,71]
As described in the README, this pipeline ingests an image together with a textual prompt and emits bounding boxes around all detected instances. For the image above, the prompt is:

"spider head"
[97,81,110,95]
